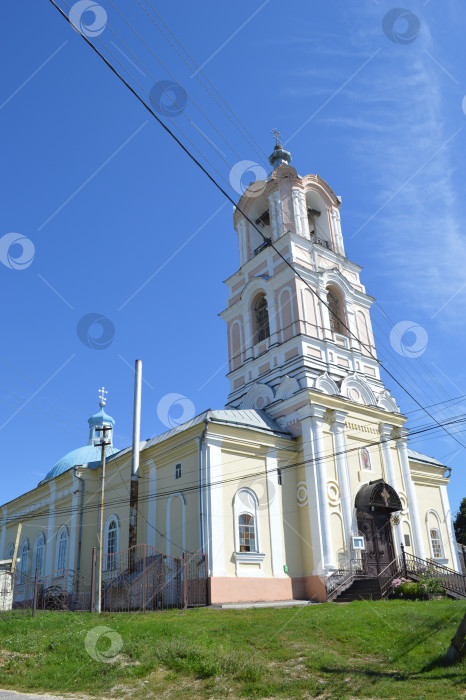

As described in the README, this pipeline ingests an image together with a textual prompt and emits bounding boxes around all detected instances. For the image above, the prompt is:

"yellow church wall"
[412,479,454,565]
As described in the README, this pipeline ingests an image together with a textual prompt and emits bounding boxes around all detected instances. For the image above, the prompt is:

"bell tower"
[220,136,398,427]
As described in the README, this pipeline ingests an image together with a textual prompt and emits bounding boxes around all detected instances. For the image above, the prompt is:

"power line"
[47,0,466,451]
[2,411,463,528]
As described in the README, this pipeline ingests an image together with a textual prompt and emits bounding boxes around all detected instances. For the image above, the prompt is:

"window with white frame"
[18,539,29,582]
[33,533,45,577]
[175,463,181,479]
[234,489,260,554]
[105,516,119,570]
[56,528,68,575]
[429,528,443,559]
[239,513,256,552]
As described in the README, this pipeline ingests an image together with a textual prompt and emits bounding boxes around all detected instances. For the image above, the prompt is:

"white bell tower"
[220,136,399,425]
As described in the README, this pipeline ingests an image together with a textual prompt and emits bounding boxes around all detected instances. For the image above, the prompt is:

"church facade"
[0,145,461,603]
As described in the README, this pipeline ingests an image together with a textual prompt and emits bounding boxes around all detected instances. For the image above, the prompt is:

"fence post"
[401,543,407,578]
[32,568,39,617]
[142,546,146,613]
[205,552,210,607]
[90,546,97,613]
[182,552,188,610]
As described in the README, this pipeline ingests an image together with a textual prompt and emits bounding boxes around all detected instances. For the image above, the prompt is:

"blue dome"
[43,444,119,481]
[88,407,115,427]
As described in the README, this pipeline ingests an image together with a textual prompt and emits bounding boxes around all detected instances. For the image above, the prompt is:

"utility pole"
[95,387,112,614]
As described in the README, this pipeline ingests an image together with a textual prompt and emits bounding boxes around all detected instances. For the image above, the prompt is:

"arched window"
[5,542,14,561]
[253,294,270,344]
[56,527,68,574]
[105,516,119,571]
[429,528,444,560]
[238,513,256,552]
[33,533,45,577]
[18,539,29,582]
[327,288,344,335]
[234,488,260,554]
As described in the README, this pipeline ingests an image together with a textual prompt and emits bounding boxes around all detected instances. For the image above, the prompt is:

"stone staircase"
[325,548,466,603]
[332,577,382,603]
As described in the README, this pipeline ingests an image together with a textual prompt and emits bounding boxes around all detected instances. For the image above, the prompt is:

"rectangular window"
[175,463,181,479]
[404,534,411,547]
[430,529,443,559]
[277,469,282,486]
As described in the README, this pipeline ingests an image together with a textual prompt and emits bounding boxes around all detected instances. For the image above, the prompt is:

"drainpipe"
[74,468,85,574]
[129,359,142,553]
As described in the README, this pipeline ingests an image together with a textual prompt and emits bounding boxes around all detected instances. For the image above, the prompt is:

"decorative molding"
[340,373,376,406]
[275,375,300,401]
[313,372,339,396]
[240,382,275,410]
[296,481,308,507]
[327,480,340,507]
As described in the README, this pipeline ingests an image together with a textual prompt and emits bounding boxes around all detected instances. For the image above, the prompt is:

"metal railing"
[102,544,208,612]
[378,558,401,598]
[401,549,466,598]
[326,557,369,602]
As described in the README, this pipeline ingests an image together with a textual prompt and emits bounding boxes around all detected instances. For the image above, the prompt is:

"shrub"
[391,573,444,600]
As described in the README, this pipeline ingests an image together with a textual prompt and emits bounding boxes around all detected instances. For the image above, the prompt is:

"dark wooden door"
[358,511,395,577]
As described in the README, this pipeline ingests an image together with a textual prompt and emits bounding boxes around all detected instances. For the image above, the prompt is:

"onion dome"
[40,398,118,483]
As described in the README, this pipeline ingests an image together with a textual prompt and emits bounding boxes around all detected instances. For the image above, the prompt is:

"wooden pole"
[90,546,96,613]
[446,612,466,663]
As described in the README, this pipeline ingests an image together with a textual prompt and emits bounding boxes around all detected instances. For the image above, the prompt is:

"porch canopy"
[355,479,402,513]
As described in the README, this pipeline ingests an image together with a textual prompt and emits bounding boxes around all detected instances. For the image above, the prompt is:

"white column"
[206,438,226,576]
[440,484,461,572]
[68,478,79,571]
[378,424,403,556]
[237,218,248,266]
[330,207,345,256]
[318,282,333,342]
[298,405,334,573]
[396,436,426,559]
[268,190,283,241]
[330,411,354,552]
[45,482,56,576]
[267,292,280,346]
[147,460,157,549]
[0,507,7,558]
[265,449,285,577]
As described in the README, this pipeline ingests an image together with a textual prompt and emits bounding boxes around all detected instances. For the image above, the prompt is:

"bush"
[391,573,444,600]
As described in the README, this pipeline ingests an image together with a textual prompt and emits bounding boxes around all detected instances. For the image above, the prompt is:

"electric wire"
[48,0,466,451]
[2,411,463,527]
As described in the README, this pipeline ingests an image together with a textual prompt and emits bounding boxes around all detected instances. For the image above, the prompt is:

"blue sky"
[1,1,465,516]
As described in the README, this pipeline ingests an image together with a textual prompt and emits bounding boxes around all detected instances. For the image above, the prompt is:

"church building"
[0,142,461,603]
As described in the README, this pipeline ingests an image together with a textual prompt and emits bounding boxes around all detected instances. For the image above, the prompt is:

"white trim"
[45,482,56,576]
[104,514,120,564]
[207,438,225,575]
[439,484,461,572]
[266,450,285,577]
[425,509,446,562]
[32,532,45,578]
[233,551,266,576]
[397,438,426,559]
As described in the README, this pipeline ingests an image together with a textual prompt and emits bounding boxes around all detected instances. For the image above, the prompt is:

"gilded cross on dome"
[381,487,390,505]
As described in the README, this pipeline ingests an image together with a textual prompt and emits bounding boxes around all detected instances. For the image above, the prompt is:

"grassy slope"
[0,600,465,699]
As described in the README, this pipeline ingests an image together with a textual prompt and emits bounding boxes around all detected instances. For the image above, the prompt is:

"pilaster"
[265,449,285,577]
[330,411,355,551]
[396,434,426,559]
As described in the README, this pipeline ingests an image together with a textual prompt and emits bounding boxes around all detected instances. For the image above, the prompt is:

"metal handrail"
[402,550,466,597]
[378,557,401,597]
[326,558,367,601]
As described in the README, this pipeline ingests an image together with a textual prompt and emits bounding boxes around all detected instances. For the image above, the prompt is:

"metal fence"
[102,544,208,612]
[2,544,208,614]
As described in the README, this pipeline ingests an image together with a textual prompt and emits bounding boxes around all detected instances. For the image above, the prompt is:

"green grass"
[0,600,464,699]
